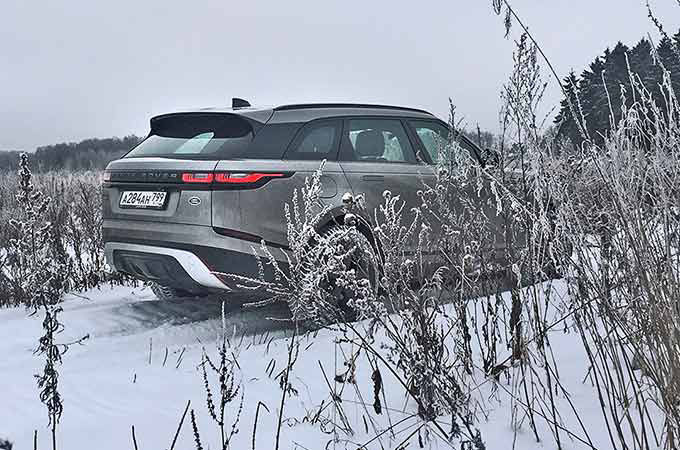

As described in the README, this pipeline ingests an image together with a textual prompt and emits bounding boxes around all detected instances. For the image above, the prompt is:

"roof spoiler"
[232,98,251,109]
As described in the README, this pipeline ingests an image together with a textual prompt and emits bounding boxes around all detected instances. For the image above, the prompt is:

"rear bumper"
[103,219,288,291]
[105,242,229,290]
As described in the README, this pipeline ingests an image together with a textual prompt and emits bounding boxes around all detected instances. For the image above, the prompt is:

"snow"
[0,282,658,449]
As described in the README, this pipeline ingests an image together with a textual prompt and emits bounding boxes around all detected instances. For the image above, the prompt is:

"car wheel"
[293,225,379,326]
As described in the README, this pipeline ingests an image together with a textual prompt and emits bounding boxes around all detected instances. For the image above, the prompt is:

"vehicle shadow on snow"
[112,271,538,339]
[116,292,295,337]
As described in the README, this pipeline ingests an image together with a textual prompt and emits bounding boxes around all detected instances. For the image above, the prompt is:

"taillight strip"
[180,171,291,188]
[182,173,214,183]
[214,173,285,184]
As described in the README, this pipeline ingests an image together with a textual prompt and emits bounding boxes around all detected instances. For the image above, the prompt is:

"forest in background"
[555,30,680,147]
[0,135,142,172]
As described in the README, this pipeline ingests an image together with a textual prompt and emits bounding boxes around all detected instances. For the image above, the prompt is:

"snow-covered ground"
[0,282,652,449]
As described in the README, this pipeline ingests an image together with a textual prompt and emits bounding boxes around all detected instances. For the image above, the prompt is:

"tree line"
[0,135,142,172]
[555,30,680,148]
[3,28,678,174]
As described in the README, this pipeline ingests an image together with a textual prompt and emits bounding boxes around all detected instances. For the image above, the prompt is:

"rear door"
[103,113,255,226]
[338,117,434,245]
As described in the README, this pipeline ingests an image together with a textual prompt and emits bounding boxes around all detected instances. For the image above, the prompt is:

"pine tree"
[578,55,608,143]
[599,42,630,128]
[554,71,583,148]
[629,39,656,94]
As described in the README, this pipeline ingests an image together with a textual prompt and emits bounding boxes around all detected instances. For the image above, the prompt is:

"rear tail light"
[214,173,285,184]
[181,171,288,187]
[182,173,214,183]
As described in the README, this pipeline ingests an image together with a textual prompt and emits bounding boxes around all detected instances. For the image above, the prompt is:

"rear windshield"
[125,114,255,160]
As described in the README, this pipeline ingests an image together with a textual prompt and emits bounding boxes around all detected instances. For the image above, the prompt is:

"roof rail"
[273,103,432,115]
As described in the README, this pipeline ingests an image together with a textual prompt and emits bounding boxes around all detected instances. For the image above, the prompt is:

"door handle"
[361,175,385,182]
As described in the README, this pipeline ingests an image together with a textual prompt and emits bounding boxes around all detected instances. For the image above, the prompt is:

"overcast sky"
[1,0,678,151]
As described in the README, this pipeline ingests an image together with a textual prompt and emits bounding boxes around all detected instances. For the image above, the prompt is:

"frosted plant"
[2,154,89,450]
[192,341,243,450]
[0,169,129,306]
[549,65,680,450]
[415,105,509,378]
[328,188,485,448]
[218,161,379,326]
[3,154,64,308]
[482,11,680,448]
[0,248,10,304]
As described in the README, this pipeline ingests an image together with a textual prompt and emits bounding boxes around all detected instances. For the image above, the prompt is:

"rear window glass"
[125,114,255,160]
[248,122,302,159]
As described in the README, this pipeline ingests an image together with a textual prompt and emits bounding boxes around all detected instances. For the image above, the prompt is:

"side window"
[409,120,450,164]
[341,118,417,163]
[409,120,481,165]
[284,120,340,160]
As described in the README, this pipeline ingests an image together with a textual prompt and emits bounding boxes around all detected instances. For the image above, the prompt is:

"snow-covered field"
[0,282,649,449]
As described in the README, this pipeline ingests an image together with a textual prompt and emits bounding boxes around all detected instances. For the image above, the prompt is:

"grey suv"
[102,101,488,299]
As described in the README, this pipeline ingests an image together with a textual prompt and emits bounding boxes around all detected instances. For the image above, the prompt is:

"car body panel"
[211,159,350,246]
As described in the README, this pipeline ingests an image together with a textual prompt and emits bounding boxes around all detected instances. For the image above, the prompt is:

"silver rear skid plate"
[104,242,228,290]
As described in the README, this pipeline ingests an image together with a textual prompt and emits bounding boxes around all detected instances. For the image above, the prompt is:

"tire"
[149,282,197,301]
[293,225,379,326]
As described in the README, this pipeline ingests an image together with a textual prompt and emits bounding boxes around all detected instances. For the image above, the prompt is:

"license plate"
[119,191,167,210]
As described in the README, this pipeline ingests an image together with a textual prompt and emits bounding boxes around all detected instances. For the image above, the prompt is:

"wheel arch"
[318,211,385,265]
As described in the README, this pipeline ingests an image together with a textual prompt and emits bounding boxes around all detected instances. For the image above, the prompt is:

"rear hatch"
[103,113,259,226]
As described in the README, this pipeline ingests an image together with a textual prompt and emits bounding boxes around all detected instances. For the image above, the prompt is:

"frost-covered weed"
[550,64,680,450]
[4,154,65,308]
[322,184,488,444]
[490,4,680,448]
[192,341,243,450]
[4,154,89,450]
[0,167,132,306]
